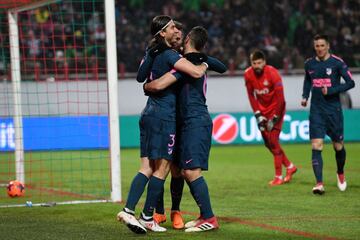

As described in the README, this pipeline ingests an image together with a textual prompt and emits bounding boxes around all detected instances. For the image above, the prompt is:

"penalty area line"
[181,210,341,240]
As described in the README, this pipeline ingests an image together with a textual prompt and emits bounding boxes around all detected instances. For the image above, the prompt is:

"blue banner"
[0,116,109,151]
[1,110,359,151]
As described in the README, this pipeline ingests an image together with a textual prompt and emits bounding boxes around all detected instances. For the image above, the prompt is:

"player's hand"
[143,81,150,96]
[301,98,307,107]
[321,86,328,95]
[147,42,170,58]
[267,115,279,132]
[255,111,267,131]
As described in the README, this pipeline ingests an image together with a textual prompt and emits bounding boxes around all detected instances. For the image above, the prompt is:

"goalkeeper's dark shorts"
[139,115,176,161]
[309,109,344,142]
[178,124,212,171]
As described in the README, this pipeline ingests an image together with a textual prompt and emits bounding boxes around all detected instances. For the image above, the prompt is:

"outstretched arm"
[144,72,180,92]
[207,56,227,73]
[174,58,208,78]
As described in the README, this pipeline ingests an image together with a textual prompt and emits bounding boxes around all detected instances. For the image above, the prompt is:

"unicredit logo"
[212,114,239,144]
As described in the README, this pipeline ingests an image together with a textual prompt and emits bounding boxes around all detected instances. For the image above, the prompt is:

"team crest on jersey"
[263,80,269,86]
[326,68,332,75]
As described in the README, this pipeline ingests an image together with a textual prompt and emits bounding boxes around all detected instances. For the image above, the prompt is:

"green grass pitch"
[0,143,359,239]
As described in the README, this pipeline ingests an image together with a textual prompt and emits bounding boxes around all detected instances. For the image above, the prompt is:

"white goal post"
[104,0,121,203]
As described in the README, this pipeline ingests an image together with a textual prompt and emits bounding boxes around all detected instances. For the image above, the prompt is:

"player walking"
[244,50,297,186]
[301,34,355,194]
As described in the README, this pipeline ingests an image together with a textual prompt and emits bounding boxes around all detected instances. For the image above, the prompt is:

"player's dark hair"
[188,26,208,51]
[313,34,329,43]
[174,21,184,31]
[149,15,172,48]
[250,50,266,61]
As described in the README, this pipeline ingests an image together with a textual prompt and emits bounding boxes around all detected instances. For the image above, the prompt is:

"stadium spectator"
[301,34,355,195]
[0,0,359,78]
[244,50,298,186]
[232,46,248,70]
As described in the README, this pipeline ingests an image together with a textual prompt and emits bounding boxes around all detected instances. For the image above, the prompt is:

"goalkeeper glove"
[147,42,170,58]
[267,115,279,131]
[255,111,267,131]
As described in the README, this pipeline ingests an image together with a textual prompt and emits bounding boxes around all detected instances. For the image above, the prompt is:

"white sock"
[141,212,153,220]
[124,207,135,215]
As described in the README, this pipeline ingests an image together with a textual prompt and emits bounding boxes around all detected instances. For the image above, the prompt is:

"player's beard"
[254,68,263,75]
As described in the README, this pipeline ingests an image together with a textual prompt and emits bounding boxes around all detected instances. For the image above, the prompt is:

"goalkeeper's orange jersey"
[244,65,285,117]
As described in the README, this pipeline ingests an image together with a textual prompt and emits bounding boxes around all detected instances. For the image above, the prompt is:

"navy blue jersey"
[302,55,355,112]
[173,53,226,128]
[141,49,182,121]
[176,73,212,128]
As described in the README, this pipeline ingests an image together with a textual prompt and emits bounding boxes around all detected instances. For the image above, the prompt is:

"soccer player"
[244,50,297,186]
[152,20,185,230]
[117,15,209,234]
[301,34,355,195]
[145,26,227,232]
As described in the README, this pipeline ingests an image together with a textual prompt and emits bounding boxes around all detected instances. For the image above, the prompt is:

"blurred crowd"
[117,0,360,72]
[0,0,359,79]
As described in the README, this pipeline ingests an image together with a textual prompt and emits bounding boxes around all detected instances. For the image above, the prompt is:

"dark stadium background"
[0,0,359,78]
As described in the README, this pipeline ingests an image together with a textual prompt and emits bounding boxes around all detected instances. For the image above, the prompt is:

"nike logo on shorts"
[168,148,173,155]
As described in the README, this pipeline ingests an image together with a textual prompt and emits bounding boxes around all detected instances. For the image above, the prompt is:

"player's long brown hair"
[148,15,172,48]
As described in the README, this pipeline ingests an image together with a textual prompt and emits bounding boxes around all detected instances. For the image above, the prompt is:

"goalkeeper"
[244,50,297,186]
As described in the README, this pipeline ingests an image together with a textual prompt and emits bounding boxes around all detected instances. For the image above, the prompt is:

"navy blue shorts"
[178,125,212,170]
[139,115,176,161]
[309,109,344,142]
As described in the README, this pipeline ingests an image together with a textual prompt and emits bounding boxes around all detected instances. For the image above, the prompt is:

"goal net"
[0,0,120,207]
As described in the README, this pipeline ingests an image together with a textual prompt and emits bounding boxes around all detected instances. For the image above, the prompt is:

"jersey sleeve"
[244,74,260,113]
[327,61,355,95]
[136,52,153,83]
[206,56,227,73]
[166,50,182,67]
[172,70,182,81]
[302,62,312,99]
